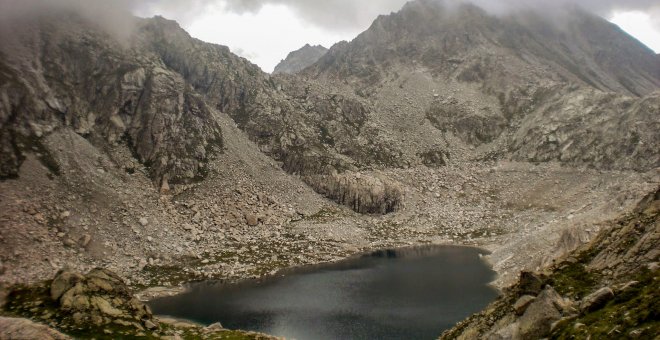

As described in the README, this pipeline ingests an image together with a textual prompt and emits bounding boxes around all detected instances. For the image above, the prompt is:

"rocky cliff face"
[0,13,224,185]
[273,44,328,74]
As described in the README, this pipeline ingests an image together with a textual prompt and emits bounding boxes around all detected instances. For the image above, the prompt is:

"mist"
[174,0,660,32]
[2,0,658,35]
[0,0,137,41]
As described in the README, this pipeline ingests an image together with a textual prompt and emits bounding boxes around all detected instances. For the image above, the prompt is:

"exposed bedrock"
[305,171,403,214]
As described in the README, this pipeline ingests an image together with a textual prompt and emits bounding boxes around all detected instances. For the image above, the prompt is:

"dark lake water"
[148,246,498,340]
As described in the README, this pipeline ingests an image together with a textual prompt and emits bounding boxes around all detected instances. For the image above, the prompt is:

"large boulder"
[50,271,84,301]
[513,295,536,316]
[580,287,614,313]
[518,286,569,339]
[517,271,545,296]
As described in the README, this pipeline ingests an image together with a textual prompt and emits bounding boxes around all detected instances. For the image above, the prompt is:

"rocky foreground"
[1,268,279,339]
[441,188,659,339]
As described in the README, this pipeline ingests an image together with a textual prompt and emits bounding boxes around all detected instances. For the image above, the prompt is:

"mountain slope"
[300,0,659,171]
[273,44,328,74]
[308,1,659,95]
[442,187,659,339]
[0,13,409,213]
[0,13,224,185]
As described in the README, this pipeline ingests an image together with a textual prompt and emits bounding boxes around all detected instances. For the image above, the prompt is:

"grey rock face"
[0,14,223,184]
[508,89,660,171]
[306,172,403,214]
[426,98,507,146]
[274,44,328,75]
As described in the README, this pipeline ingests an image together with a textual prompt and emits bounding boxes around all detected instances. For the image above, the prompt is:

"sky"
[131,0,660,73]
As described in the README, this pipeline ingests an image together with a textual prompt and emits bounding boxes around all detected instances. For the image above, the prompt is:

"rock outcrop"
[3,268,157,337]
[3,268,284,338]
[48,268,154,328]
[306,172,403,214]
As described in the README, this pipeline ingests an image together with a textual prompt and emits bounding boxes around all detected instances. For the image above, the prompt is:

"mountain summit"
[273,44,328,74]
[308,1,659,96]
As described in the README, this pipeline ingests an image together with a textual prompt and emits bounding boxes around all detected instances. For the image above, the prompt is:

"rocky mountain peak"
[307,0,659,96]
[273,43,328,74]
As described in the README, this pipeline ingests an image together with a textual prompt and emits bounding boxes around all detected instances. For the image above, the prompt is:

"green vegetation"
[550,269,659,339]
[549,260,601,300]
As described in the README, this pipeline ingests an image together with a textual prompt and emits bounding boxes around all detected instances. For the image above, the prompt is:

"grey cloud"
[469,0,660,33]
[220,0,409,32]
[2,0,658,38]
[133,0,410,32]
[8,0,656,31]
[0,0,137,39]
[207,0,660,32]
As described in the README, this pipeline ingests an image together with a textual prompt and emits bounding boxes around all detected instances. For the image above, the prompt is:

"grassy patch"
[550,269,659,339]
[548,261,601,300]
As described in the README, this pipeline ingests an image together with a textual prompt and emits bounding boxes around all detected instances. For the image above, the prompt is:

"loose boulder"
[518,286,565,339]
[580,287,614,313]
[513,295,536,315]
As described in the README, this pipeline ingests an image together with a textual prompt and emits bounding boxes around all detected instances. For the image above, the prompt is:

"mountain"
[309,1,659,95]
[0,12,403,213]
[302,0,660,171]
[0,1,658,338]
[273,44,328,74]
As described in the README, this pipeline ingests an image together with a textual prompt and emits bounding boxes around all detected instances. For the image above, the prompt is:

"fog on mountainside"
[2,0,659,36]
